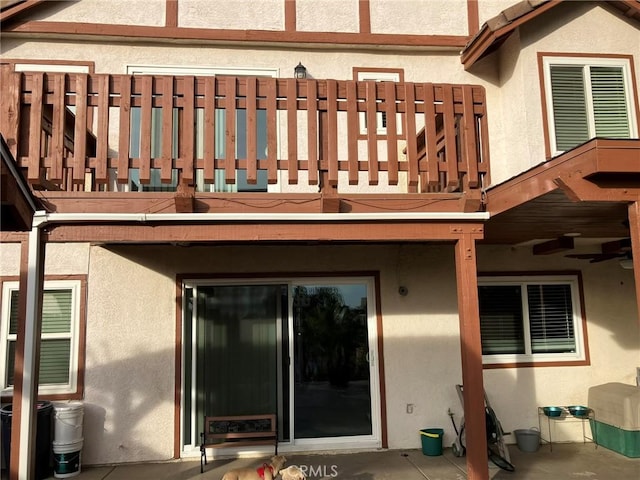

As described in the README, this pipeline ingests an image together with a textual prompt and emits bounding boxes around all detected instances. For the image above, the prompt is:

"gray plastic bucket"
[514,428,540,452]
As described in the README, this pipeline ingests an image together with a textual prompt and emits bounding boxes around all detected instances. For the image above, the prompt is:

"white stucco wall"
[28,0,165,26]
[1,241,633,464]
[179,0,283,31]
[296,0,359,33]
[369,0,468,36]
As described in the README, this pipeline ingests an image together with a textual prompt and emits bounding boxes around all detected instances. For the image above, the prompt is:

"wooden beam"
[533,236,574,255]
[455,231,488,480]
[601,237,631,254]
[44,222,484,244]
[629,202,640,325]
[7,20,469,49]
[165,0,178,28]
[554,172,640,202]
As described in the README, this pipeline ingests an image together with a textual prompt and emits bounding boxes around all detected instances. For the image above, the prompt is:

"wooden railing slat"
[161,76,174,184]
[139,76,152,185]
[117,75,132,185]
[246,76,258,185]
[346,80,358,186]
[0,68,21,160]
[94,74,110,184]
[326,79,338,187]
[365,81,378,186]
[306,79,319,186]
[183,75,195,183]
[462,85,478,188]
[203,76,216,183]
[286,78,298,184]
[266,78,278,185]
[442,84,458,191]
[224,77,237,185]
[49,73,65,182]
[404,83,418,188]
[27,72,44,183]
[73,73,88,183]
[385,81,398,186]
[423,83,439,188]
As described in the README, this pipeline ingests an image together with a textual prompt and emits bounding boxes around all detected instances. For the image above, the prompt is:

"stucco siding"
[82,246,177,465]
[296,0,359,33]
[28,0,165,26]
[179,0,284,31]
[369,0,468,36]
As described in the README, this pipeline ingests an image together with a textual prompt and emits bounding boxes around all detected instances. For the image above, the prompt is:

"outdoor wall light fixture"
[294,62,307,79]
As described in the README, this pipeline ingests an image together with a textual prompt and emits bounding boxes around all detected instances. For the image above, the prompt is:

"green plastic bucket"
[420,428,444,456]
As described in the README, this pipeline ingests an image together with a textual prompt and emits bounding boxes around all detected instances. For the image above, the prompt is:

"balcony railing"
[0,68,489,195]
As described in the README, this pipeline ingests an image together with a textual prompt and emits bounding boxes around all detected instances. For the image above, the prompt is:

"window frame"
[478,273,589,368]
[540,53,639,158]
[0,276,86,400]
[353,68,404,137]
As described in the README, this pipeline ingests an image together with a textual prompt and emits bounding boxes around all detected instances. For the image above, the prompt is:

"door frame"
[178,273,386,456]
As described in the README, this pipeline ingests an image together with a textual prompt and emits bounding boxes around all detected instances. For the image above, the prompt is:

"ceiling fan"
[565,237,632,263]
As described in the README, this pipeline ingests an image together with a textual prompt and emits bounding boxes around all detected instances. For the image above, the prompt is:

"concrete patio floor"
[16,442,638,480]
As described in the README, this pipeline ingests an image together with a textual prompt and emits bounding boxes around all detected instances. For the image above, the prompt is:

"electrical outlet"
[406,403,414,414]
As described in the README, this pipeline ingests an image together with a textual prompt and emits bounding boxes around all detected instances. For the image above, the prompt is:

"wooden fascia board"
[43,222,484,244]
[32,192,471,215]
[461,0,561,70]
[0,0,46,24]
[4,20,469,49]
[485,139,640,215]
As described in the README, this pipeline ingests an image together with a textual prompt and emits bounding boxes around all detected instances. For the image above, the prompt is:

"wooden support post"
[629,202,640,326]
[455,231,488,480]
[10,224,46,480]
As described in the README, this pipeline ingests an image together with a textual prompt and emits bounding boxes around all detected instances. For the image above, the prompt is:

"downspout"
[14,215,46,480]
[16,208,490,479]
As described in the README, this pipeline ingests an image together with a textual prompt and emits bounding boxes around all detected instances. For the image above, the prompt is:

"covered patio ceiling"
[483,138,639,251]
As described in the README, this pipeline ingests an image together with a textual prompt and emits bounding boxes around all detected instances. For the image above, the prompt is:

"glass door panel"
[195,285,280,422]
[292,283,372,438]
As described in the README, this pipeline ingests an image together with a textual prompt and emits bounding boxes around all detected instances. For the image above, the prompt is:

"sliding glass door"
[292,282,374,440]
[182,278,380,452]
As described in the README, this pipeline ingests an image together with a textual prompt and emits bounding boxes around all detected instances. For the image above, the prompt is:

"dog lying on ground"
[221,455,287,480]
[279,465,306,480]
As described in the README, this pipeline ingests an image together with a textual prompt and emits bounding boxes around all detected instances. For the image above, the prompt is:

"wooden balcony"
[0,67,490,214]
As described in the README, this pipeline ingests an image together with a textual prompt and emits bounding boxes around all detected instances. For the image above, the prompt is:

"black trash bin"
[1,401,54,480]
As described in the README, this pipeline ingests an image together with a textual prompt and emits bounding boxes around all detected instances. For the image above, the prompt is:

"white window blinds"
[546,57,635,155]
[7,289,73,386]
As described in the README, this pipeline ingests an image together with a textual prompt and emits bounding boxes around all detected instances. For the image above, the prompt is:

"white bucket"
[53,402,84,443]
[53,439,83,478]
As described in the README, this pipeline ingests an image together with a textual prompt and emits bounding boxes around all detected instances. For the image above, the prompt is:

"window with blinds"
[543,56,637,156]
[478,276,585,365]
[1,280,81,395]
